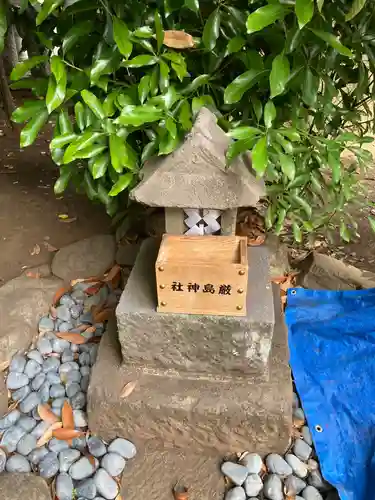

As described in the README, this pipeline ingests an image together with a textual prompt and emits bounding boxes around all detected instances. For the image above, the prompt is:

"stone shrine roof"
[130,107,265,210]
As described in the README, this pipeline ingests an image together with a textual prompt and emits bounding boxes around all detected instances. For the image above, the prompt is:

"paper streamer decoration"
[184,208,222,235]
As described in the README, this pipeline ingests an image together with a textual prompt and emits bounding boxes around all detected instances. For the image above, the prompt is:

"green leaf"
[59,110,73,135]
[227,138,256,162]
[179,100,192,131]
[181,74,210,95]
[279,128,300,141]
[270,54,290,98]
[310,29,353,58]
[138,75,151,104]
[252,97,263,122]
[159,60,170,93]
[159,130,180,155]
[340,221,351,242]
[54,166,72,195]
[108,173,134,196]
[185,0,198,12]
[295,0,314,29]
[36,0,63,26]
[62,20,94,54]
[224,69,264,104]
[36,31,53,50]
[20,109,48,148]
[11,100,46,123]
[292,222,302,242]
[264,100,276,128]
[225,36,245,56]
[345,0,367,21]
[81,90,105,119]
[302,69,319,108]
[252,136,268,176]
[90,153,109,179]
[74,102,85,131]
[328,150,341,184]
[154,10,163,52]
[133,26,153,38]
[316,0,324,12]
[202,9,220,51]
[368,216,375,233]
[246,4,286,34]
[84,169,97,200]
[290,194,312,218]
[165,116,177,139]
[10,56,48,81]
[109,134,136,172]
[46,56,67,114]
[124,55,159,68]
[163,52,188,81]
[0,0,7,54]
[116,105,163,126]
[113,17,132,58]
[192,95,215,116]
[103,91,119,117]
[50,133,77,149]
[279,153,295,181]
[228,126,261,141]
[141,140,158,163]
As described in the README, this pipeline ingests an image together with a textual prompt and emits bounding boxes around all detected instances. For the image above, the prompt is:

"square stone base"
[116,238,275,379]
[88,286,292,456]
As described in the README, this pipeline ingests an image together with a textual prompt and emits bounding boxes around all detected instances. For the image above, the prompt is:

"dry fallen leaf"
[70,276,103,287]
[55,332,87,345]
[0,360,9,372]
[104,264,122,288]
[37,422,63,447]
[62,401,74,430]
[94,308,114,323]
[59,217,77,224]
[25,271,41,279]
[38,404,60,424]
[52,286,72,306]
[30,243,41,256]
[5,400,19,415]
[44,241,58,252]
[88,336,102,344]
[50,306,58,319]
[164,30,194,49]
[173,486,189,500]
[120,380,138,398]
[53,428,84,440]
[248,234,266,246]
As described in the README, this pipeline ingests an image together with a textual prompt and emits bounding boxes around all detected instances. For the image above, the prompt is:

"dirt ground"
[0,110,110,284]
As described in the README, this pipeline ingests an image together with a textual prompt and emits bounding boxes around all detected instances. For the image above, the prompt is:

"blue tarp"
[285,288,375,500]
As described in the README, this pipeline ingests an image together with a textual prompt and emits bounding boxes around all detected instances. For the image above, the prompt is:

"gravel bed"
[0,279,134,500]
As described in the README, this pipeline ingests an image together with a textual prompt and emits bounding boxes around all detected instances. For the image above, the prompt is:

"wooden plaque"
[155,235,248,316]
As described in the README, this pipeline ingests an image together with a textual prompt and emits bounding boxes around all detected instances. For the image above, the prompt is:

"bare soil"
[0,101,110,284]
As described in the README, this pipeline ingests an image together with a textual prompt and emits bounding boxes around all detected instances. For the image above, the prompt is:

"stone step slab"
[116,238,275,380]
[0,473,52,499]
[88,285,292,456]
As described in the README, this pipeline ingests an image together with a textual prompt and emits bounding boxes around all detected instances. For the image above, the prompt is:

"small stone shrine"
[88,109,292,473]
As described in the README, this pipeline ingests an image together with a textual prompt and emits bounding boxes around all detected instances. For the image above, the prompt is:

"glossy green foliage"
[7,0,375,239]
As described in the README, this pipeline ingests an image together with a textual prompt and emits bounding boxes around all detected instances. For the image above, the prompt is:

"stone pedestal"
[87,237,292,456]
[116,238,275,380]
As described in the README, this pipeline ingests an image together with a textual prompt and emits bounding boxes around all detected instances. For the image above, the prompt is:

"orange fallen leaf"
[120,380,138,398]
[104,264,121,288]
[37,422,63,447]
[85,325,96,334]
[52,428,84,440]
[38,404,60,424]
[52,286,72,306]
[70,276,103,287]
[85,283,104,296]
[55,332,87,345]
[74,324,90,333]
[50,306,58,319]
[84,452,96,467]
[62,401,74,430]
[247,234,266,246]
[163,30,194,49]
[94,308,114,323]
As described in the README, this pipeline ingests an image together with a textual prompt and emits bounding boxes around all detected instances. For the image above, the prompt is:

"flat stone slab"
[52,234,115,282]
[116,238,274,379]
[0,273,63,368]
[120,442,225,500]
[0,473,52,499]
[89,286,292,455]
